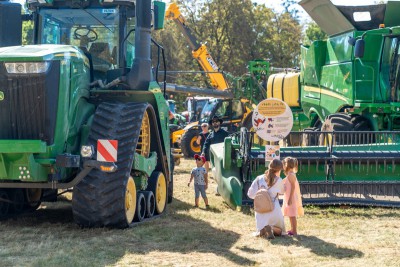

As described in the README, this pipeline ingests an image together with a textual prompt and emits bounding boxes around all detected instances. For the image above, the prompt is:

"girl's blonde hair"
[265,159,283,187]
[283,157,298,175]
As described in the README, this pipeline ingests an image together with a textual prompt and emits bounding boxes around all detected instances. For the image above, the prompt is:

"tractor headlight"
[5,62,50,74]
[80,145,94,158]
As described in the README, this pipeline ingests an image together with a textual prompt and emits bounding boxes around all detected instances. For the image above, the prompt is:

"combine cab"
[0,0,173,228]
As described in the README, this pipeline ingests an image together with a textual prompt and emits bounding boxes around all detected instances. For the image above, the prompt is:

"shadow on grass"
[237,246,263,254]
[271,235,363,259]
[305,206,400,219]
[0,198,256,266]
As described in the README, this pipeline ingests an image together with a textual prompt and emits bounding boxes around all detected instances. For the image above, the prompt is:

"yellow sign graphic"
[257,99,286,116]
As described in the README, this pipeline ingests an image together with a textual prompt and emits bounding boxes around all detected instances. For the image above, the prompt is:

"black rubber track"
[72,102,148,228]
[181,127,200,158]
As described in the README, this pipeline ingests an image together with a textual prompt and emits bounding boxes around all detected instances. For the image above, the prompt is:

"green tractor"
[0,0,173,228]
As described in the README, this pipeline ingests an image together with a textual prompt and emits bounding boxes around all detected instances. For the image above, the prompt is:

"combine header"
[211,129,400,209]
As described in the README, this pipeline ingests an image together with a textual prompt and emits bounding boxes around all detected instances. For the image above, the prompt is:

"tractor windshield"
[38,8,134,71]
[199,100,218,124]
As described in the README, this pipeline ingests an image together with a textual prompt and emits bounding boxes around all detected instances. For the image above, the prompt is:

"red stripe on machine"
[97,140,118,162]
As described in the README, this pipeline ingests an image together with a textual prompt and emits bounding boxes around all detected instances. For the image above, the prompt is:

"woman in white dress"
[247,159,285,239]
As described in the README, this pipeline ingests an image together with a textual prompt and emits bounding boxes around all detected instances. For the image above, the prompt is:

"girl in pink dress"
[282,157,304,236]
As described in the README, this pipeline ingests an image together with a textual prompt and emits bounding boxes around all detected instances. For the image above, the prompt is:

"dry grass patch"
[0,158,399,267]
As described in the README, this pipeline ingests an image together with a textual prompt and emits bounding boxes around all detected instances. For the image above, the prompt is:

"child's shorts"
[194,184,207,199]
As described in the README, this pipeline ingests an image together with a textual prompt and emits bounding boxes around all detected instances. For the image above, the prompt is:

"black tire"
[24,188,42,211]
[72,102,149,228]
[142,191,155,218]
[181,127,201,158]
[134,192,146,222]
[0,189,10,219]
[9,189,24,214]
[319,113,373,145]
[148,171,167,215]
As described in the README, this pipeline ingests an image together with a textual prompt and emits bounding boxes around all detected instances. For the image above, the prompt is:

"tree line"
[153,0,326,90]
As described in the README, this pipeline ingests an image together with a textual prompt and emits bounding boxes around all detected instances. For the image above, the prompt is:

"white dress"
[247,175,285,232]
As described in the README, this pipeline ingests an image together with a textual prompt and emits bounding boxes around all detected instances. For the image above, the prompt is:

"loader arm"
[165,2,229,90]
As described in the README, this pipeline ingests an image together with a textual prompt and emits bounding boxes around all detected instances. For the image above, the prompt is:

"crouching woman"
[247,159,285,239]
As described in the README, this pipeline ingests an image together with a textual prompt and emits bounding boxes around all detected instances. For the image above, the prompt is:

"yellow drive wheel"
[148,171,167,214]
[181,128,201,157]
[125,176,137,224]
[136,111,151,157]
[190,136,201,153]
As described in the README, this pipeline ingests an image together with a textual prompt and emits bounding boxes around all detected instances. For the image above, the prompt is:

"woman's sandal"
[287,230,294,236]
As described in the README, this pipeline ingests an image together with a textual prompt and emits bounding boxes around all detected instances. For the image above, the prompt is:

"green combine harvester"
[0,0,173,228]
[211,0,400,209]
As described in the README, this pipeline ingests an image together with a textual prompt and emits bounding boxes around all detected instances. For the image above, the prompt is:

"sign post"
[252,98,293,162]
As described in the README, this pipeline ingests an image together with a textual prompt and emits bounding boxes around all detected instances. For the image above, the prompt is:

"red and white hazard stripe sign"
[97,140,118,162]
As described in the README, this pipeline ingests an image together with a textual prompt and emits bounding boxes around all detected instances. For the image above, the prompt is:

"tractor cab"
[31,2,135,82]
[27,0,165,88]
[200,98,245,132]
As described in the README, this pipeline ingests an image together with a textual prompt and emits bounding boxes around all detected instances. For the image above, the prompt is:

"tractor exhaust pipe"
[126,0,152,90]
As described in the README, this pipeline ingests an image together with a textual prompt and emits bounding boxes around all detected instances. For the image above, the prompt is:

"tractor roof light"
[5,62,50,74]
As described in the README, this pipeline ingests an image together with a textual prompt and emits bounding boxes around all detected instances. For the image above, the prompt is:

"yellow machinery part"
[136,111,151,157]
[125,176,137,224]
[267,72,300,107]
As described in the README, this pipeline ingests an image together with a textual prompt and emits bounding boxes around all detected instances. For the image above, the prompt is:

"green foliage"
[152,0,303,108]
[155,0,302,73]
[281,0,301,21]
[22,21,33,45]
[303,22,327,45]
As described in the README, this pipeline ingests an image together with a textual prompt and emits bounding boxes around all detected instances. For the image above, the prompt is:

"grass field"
[0,158,399,267]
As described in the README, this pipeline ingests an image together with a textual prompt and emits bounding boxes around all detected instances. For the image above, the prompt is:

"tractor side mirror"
[0,1,22,46]
[153,1,166,30]
[354,39,365,58]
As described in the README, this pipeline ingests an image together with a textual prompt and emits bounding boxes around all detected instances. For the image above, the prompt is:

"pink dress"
[282,172,304,217]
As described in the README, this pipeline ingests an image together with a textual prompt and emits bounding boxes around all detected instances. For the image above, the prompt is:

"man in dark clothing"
[201,115,229,160]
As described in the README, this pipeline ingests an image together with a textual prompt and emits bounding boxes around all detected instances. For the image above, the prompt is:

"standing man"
[201,115,229,162]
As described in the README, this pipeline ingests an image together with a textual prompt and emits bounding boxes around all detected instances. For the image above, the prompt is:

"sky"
[255,0,384,9]
[254,0,386,22]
